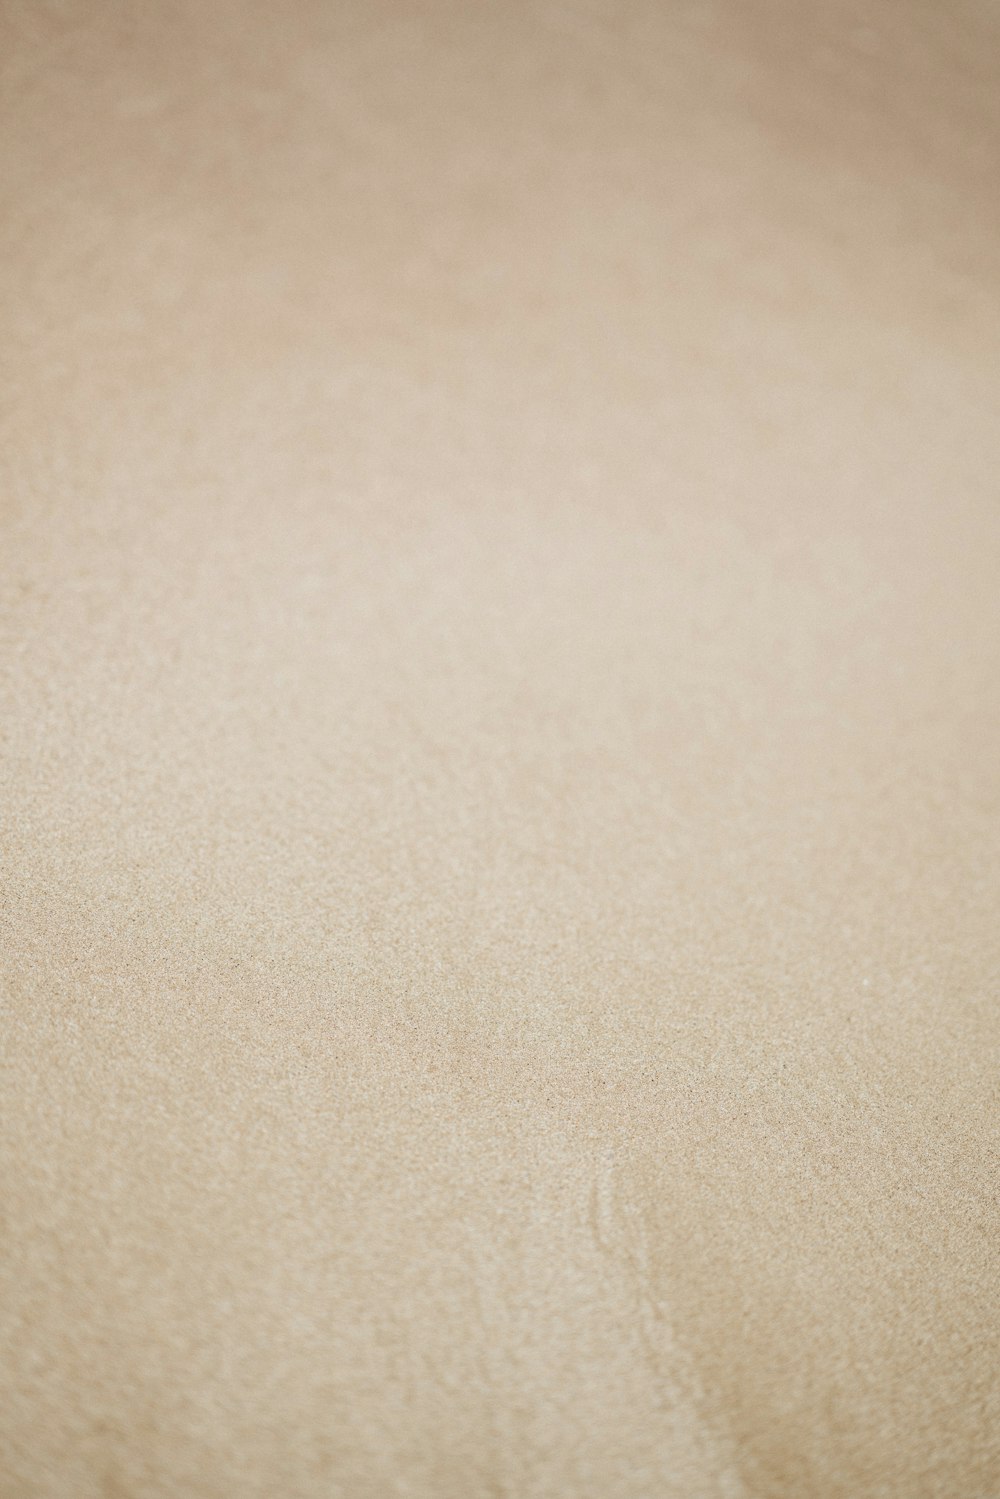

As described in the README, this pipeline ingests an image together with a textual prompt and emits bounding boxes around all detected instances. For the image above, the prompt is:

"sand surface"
[2,2,999,1495]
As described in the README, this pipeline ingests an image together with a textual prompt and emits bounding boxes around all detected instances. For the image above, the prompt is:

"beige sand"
[2,2,999,1495]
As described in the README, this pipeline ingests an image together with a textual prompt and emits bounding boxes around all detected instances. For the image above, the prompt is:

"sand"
[2,2,999,1495]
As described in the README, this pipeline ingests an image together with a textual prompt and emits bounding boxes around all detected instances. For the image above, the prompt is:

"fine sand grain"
[2,3,999,1495]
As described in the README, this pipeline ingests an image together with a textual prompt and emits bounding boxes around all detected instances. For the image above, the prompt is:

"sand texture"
[2,2,999,1495]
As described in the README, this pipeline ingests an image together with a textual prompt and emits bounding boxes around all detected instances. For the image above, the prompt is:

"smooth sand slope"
[2,2,999,1495]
